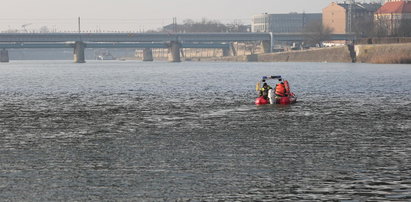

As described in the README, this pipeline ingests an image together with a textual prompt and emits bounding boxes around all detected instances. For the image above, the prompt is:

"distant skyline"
[0,0,383,32]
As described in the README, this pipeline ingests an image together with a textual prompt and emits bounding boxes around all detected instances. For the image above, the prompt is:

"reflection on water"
[0,61,410,200]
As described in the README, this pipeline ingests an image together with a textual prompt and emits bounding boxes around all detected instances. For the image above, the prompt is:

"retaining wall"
[355,43,411,64]
[199,46,353,63]
[256,46,353,63]
[196,43,411,64]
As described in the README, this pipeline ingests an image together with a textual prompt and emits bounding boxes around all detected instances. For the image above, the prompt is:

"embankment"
[355,43,411,64]
[200,46,353,63]
[257,46,353,63]
[198,43,411,64]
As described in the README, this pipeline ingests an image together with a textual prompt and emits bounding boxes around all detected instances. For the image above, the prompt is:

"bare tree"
[397,19,411,37]
[2,29,20,33]
[226,20,250,32]
[39,26,49,33]
[303,21,333,46]
[352,15,375,37]
[161,18,250,33]
[181,18,227,32]
[373,15,390,37]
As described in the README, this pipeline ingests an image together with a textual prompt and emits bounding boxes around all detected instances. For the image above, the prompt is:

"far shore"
[180,43,411,64]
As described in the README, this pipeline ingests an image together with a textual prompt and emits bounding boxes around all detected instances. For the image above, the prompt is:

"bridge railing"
[0,32,355,43]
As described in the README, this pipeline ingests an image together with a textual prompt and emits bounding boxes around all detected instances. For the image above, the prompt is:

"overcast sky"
[0,0,381,32]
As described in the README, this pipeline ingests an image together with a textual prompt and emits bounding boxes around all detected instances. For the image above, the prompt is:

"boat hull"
[255,96,297,105]
[255,96,269,105]
[276,96,297,105]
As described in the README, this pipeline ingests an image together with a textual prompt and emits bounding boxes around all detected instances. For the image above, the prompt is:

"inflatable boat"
[255,75,297,105]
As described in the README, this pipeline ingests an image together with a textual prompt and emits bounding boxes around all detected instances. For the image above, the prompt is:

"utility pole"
[348,0,354,34]
[78,17,82,41]
[173,17,177,33]
[78,17,81,33]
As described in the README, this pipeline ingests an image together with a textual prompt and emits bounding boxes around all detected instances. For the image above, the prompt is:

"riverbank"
[196,43,411,64]
[355,43,411,64]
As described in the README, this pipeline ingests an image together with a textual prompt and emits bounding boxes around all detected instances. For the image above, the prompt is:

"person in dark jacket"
[260,82,272,100]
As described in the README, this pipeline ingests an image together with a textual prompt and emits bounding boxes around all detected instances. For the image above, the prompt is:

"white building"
[252,13,322,33]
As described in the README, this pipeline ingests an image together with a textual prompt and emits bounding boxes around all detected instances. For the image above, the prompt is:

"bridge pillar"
[230,43,237,56]
[168,41,181,62]
[0,49,9,63]
[143,48,154,61]
[222,47,231,57]
[73,41,86,63]
[262,40,271,53]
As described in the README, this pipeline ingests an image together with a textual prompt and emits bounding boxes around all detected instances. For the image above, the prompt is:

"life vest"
[275,83,286,97]
[260,87,271,91]
[259,87,267,96]
[261,85,271,92]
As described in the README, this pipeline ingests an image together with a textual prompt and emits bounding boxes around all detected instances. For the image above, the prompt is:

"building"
[252,13,322,33]
[323,2,381,34]
[374,0,411,36]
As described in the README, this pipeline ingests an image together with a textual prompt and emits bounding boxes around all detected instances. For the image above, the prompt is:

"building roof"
[376,1,411,14]
[338,3,381,12]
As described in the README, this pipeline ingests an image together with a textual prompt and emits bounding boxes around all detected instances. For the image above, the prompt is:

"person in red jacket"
[275,79,287,97]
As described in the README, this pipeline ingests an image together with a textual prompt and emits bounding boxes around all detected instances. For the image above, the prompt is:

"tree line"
[152,18,250,33]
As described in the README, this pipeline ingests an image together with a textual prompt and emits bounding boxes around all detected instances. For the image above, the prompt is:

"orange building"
[323,2,381,34]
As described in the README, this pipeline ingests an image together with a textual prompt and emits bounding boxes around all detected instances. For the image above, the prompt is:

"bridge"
[0,42,230,49]
[0,32,356,63]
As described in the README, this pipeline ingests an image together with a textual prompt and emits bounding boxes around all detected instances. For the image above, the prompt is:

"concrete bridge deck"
[0,42,230,49]
[0,33,355,43]
[0,33,270,43]
[0,32,355,63]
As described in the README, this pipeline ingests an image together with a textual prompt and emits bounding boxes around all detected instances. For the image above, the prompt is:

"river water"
[0,61,410,201]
